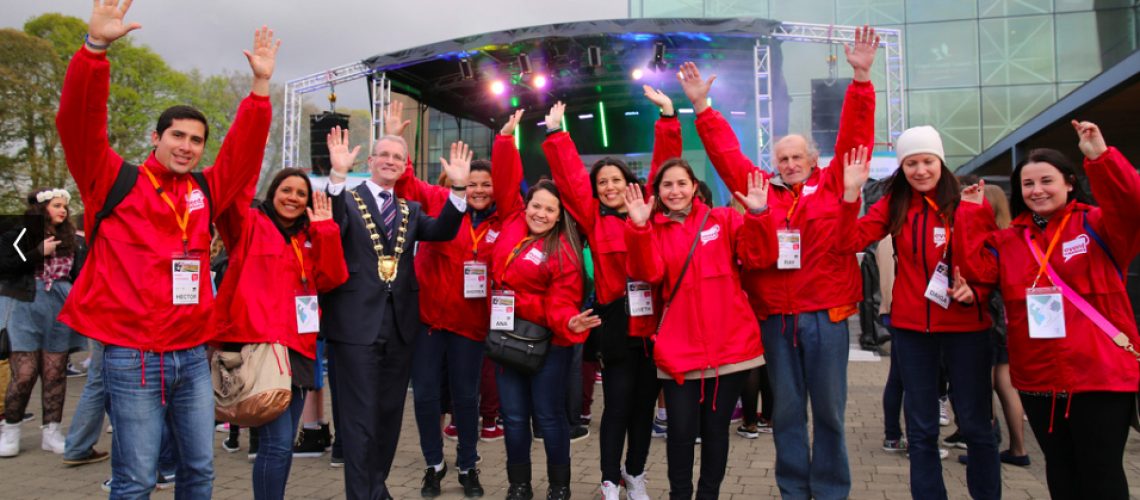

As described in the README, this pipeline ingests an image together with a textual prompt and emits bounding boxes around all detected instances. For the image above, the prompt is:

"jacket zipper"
[920,204,931,333]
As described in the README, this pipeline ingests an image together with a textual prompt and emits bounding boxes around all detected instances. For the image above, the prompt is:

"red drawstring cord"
[140,351,146,387]
[1048,391,1057,433]
[642,337,649,358]
[1063,390,1073,420]
[698,369,706,404]
[792,315,799,348]
[710,366,721,412]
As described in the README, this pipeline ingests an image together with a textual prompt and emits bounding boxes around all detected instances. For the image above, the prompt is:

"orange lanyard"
[1029,211,1074,288]
[499,236,535,284]
[470,225,491,259]
[784,185,802,223]
[922,196,950,230]
[141,167,194,253]
[290,237,308,288]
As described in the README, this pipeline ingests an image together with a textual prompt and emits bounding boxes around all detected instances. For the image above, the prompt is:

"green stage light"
[598,101,609,148]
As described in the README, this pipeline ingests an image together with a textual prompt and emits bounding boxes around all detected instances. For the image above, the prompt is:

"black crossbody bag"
[657,211,711,333]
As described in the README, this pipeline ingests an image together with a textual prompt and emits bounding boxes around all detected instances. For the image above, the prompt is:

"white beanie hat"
[895,126,945,165]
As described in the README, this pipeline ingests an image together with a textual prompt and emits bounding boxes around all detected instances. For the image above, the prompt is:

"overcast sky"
[3,0,627,106]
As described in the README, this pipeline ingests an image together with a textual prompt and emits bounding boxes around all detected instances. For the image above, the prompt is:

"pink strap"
[1023,229,1125,342]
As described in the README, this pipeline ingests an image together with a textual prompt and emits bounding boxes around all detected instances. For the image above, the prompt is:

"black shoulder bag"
[656,210,711,333]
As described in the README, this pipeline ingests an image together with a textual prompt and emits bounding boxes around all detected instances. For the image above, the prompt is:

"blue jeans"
[411,329,484,470]
[103,345,214,500]
[761,311,851,500]
[883,337,904,441]
[253,386,305,500]
[892,328,1000,500]
[496,344,572,466]
[64,340,107,460]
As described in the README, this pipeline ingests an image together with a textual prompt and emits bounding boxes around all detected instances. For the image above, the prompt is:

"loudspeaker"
[310,112,350,175]
[811,78,850,156]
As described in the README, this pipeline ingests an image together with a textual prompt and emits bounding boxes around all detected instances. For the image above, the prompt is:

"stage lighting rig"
[587,46,602,68]
[652,42,666,71]
[518,53,533,75]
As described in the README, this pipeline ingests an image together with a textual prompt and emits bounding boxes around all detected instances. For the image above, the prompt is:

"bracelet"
[84,34,110,51]
[329,170,347,180]
[748,206,768,215]
[660,111,676,118]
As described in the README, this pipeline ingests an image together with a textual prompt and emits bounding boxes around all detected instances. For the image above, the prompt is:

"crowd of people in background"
[0,2,1136,500]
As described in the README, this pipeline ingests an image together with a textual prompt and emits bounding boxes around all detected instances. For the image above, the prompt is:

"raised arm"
[306,191,349,293]
[622,184,665,285]
[491,117,525,215]
[395,157,449,215]
[415,143,470,242]
[644,85,681,195]
[542,103,598,234]
[732,171,778,270]
[1076,121,1140,262]
[683,62,768,196]
[824,25,879,191]
[952,196,1000,286]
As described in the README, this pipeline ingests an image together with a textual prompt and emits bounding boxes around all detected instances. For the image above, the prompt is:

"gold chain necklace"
[349,189,410,283]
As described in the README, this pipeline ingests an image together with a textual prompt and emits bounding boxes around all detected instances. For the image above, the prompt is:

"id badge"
[295,294,320,334]
[463,261,488,298]
[1026,287,1066,339]
[490,290,516,331]
[627,280,653,317]
[777,229,802,269]
[923,261,952,309]
[171,257,201,305]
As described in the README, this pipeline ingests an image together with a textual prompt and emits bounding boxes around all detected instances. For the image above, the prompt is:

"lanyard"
[290,237,308,288]
[784,184,802,224]
[499,236,535,284]
[1028,211,1074,288]
[922,196,950,230]
[470,224,491,259]
[141,167,193,254]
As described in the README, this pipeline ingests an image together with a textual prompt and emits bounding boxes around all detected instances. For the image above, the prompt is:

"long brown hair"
[884,162,960,236]
[26,188,77,257]
[524,180,584,274]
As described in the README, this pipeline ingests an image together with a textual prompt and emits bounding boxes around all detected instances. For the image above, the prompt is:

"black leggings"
[662,370,747,500]
[740,365,773,425]
[1020,391,1134,500]
[599,342,660,483]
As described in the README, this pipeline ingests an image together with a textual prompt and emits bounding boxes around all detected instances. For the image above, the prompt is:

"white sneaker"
[0,421,20,457]
[600,481,620,500]
[939,448,950,460]
[621,470,651,500]
[41,422,65,454]
[106,424,113,434]
[938,397,951,427]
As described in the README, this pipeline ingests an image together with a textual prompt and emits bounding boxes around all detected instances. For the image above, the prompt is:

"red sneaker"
[443,423,459,441]
[479,425,504,442]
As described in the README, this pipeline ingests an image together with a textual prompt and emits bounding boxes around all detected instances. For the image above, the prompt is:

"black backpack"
[88,161,213,245]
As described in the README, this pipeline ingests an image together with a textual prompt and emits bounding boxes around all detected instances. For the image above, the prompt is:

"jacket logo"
[523,247,546,265]
[186,189,206,212]
[802,184,818,196]
[304,241,313,248]
[1062,234,1089,262]
[933,227,946,247]
[486,230,500,243]
[700,224,720,245]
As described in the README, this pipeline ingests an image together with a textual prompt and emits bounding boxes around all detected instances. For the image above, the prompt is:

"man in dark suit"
[321,126,469,500]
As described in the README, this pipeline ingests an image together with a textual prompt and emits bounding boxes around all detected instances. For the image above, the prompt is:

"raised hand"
[441,141,473,188]
[244,26,281,96]
[87,0,141,48]
[844,25,880,82]
[950,266,975,305]
[642,85,674,116]
[733,170,770,212]
[326,126,360,181]
[1071,120,1107,160]
[385,100,412,137]
[568,309,602,333]
[960,179,985,205]
[500,108,525,136]
[624,184,654,227]
[308,191,332,222]
[41,236,60,256]
[676,62,716,114]
[544,102,566,131]
[842,145,872,202]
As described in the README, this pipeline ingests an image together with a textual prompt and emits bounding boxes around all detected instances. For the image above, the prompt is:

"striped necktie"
[378,191,396,240]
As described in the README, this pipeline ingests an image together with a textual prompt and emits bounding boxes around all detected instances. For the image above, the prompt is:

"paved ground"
[1,348,1138,499]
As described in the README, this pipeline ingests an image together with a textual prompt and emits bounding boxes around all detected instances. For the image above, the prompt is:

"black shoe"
[293,428,325,458]
[942,430,968,450]
[222,435,240,453]
[420,464,447,497]
[506,483,534,500]
[458,468,484,497]
[546,463,571,500]
[506,464,533,500]
[568,425,589,443]
[319,423,332,451]
[247,430,259,461]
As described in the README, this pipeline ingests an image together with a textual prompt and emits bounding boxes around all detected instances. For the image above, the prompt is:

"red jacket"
[489,135,584,346]
[395,163,510,341]
[695,80,875,318]
[624,200,777,383]
[850,194,995,333]
[957,147,1140,394]
[211,204,348,359]
[56,48,272,352]
[542,117,681,337]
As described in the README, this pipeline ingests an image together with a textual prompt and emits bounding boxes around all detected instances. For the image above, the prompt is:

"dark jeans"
[1021,391,1133,500]
[883,341,904,441]
[740,365,773,426]
[566,344,584,426]
[411,329,484,470]
[599,341,659,483]
[496,344,572,467]
[662,370,747,500]
[253,386,305,500]
[325,344,342,459]
[892,328,1000,500]
[478,358,499,425]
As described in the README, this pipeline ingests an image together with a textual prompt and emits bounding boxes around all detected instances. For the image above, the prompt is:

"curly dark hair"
[26,188,77,257]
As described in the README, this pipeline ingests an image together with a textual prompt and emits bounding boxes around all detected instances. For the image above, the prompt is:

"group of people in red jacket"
[23,1,1139,498]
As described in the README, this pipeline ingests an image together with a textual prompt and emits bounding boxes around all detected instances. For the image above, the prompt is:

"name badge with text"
[777,229,802,269]
[295,294,320,334]
[627,280,654,317]
[172,258,201,305]
[490,290,516,331]
[1026,287,1066,339]
[463,261,488,298]
[923,261,951,309]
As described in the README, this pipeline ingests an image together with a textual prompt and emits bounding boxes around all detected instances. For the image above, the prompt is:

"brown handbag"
[211,343,293,427]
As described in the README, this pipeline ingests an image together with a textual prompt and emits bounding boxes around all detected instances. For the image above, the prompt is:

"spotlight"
[631,68,644,80]
[587,46,602,68]
[533,74,548,88]
[518,53,532,75]
[491,80,506,95]
[459,57,474,80]
[653,42,666,71]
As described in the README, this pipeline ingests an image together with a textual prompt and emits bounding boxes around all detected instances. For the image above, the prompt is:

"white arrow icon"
[13,228,27,262]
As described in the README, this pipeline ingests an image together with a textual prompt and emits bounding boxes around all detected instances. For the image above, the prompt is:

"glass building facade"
[629,0,1140,169]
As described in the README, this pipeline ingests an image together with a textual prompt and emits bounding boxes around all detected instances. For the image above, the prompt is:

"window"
[979,16,1055,85]
[906,20,980,88]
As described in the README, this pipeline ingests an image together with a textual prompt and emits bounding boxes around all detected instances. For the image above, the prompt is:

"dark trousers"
[740,365,773,425]
[326,345,343,459]
[330,303,415,500]
[662,370,747,500]
[496,345,573,467]
[411,329,483,470]
[599,342,659,483]
[478,358,500,425]
[883,341,904,441]
[1021,391,1133,500]
[892,328,1000,500]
